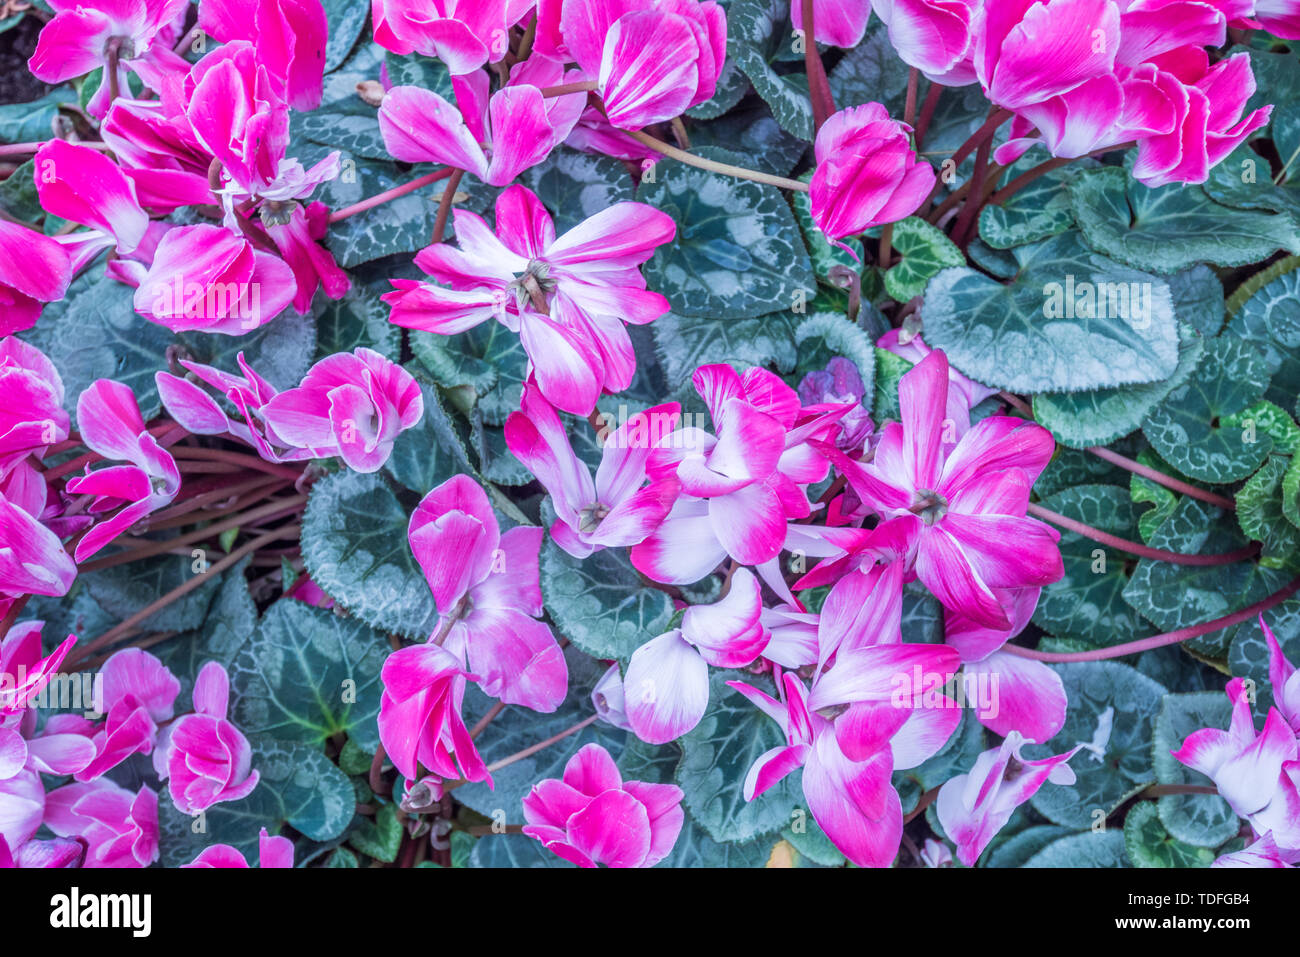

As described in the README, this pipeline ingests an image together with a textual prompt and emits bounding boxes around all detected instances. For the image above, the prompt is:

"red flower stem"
[1003,575,1300,663]
[75,631,179,672]
[539,80,599,98]
[0,141,109,157]
[913,82,943,149]
[951,137,992,245]
[985,156,1071,207]
[904,68,919,128]
[329,168,453,223]
[68,523,301,667]
[923,107,1012,209]
[878,224,894,268]
[0,595,30,642]
[369,745,391,797]
[175,460,245,474]
[469,701,508,740]
[801,0,836,133]
[431,168,465,244]
[168,444,304,480]
[1141,784,1219,798]
[152,474,289,522]
[1086,445,1237,511]
[78,494,309,572]
[904,785,939,824]
[42,450,100,482]
[1026,503,1260,566]
[515,12,539,62]
[625,129,810,191]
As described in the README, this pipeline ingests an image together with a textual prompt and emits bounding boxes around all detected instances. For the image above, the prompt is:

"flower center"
[105,35,137,61]
[259,199,296,227]
[509,259,556,312]
[1003,757,1024,782]
[910,489,948,525]
[578,503,610,533]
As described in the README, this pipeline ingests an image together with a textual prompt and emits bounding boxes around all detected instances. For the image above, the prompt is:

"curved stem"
[1086,445,1237,511]
[951,137,992,246]
[1141,784,1219,798]
[539,80,598,99]
[625,129,810,191]
[168,445,304,480]
[914,82,943,149]
[986,156,1070,207]
[1002,575,1300,662]
[329,168,452,223]
[431,168,465,245]
[1026,503,1260,566]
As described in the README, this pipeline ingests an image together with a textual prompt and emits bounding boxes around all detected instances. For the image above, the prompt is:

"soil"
[0,14,53,105]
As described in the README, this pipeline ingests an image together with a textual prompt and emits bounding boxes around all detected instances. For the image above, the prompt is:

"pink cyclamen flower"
[66,379,182,562]
[133,223,298,333]
[794,0,872,47]
[1252,0,1300,37]
[184,826,295,867]
[0,338,70,475]
[76,647,180,780]
[156,661,260,814]
[1173,661,1300,849]
[936,731,1079,866]
[633,364,847,585]
[810,103,936,251]
[624,567,770,743]
[258,348,424,473]
[43,779,160,868]
[1213,831,1300,868]
[0,707,96,853]
[0,467,78,609]
[870,0,980,82]
[379,67,580,187]
[371,0,532,73]
[877,329,998,442]
[28,0,191,116]
[559,0,727,130]
[384,184,674,416]
[825,349,1063,631]
[522,742,684,867]
[101,94,217,213]
[974,0,1120,111]
[0,623,78,716]
[199,0,328,110]
[378,641,487,783]
[505,383,681,558]
[0,834,84,868]
[0,221,72,335]
[33,140,150,271]
[797,357,875,454]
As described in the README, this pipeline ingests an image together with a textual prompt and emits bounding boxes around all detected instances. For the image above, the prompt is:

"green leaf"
[0,159,40,220]
[1032,324,1205,449]
[312,284,400,362]
[1237,456,1300,568]
[792,311,876,409]
[520,146,635,234]
[349,803,402,863]
[687,56,750,120]
[883,217,965,302]
[827,19,912,117]
[0,90,64,144]
[412,319,527,425]
[1228,599,1300,724]
[323,0,370,71]
[539,538,675,659]
[83,554,225,635]
[652,310,798,396]
[1167,265,1225,338]
[676,671,803,844]
[1203,144,1300,222]
[468,833,574,868]
[300,470,441,639]
[1141,335,1273,484]
[639,146,814,319]
[1123,496,1290,657]
[1222,400,1300,457]
[228,599,389,751]
[688,101,808,176]
[321,160,444,267]
[251,737,356,841]
[872,347,912,423]
[1151,692,1239,848]
[728,0,813,141]
[1026,661,1167,829]
[1223,259,1300,409]
[978,149,1084,249]
[1123,802,1216,866]
[921,231,1180,393]
[384,377,473,495]
[984,825,1074,868]
[1033,485,1154,646]
[1023,829,1131,867]
[1070,165,1300,275]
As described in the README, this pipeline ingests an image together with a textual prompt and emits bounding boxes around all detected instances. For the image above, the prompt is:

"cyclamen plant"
[1,0,1300,873]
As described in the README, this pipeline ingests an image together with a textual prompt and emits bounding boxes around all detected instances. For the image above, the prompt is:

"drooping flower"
[935,731,1079,866]
[0,623,78,716]
[198,0,329,109]
[0,469,79,611]
[632,364,848,585]
[624,568,770,743]
[869,0,980,82]
[378,641,486,783]
[155,662,260,814]
[0,222,73,336]
[522,742,684,867]
[371,0,531,73]
[184,826,294,868]
[822,349,1062,631]
[809,103,936,250]
[258,348,424,473]
[132,223,298,333]
[28,0,191,116]
[75,648,180,780]
[505,383,681,557]
[1213,831,1300,868]
[33,139,150,270]
[66,379,182,561]
[384,184,674,415]
[43,779,161,868]
[558,0,727,130]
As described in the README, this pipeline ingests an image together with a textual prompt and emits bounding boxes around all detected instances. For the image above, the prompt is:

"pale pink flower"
[43,779,160,868]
